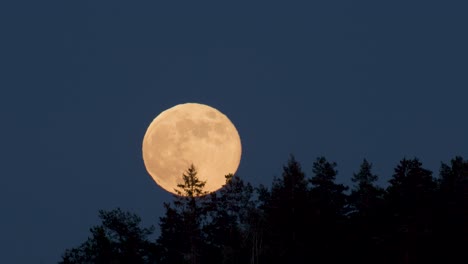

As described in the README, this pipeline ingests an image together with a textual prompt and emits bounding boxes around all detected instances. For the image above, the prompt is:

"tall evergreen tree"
[156,203,186,264]
[203,174,255,263]
[309,156,348,263]
[439,156,468,199]
[387,158,436,214]
[350,159,384,214]
[348,159,386,264]
[157,164,208,264]
[310,156,348,216]
[386,158,437,264]
[260,155,310,263]
[352,159,377,185]
[433,156,468,262]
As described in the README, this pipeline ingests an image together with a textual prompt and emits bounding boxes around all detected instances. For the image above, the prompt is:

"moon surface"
[142,103,242,195]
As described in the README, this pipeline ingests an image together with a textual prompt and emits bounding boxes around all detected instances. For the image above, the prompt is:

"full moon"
[142,103,242,195]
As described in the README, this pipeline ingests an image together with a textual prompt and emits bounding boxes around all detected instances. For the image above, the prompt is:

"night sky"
[1,1,468,263]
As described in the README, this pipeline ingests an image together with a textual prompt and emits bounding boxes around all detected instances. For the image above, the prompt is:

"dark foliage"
[157,164,208,264]
[60,156,468,264]
[260,155,311,263]
[59,208,155,264]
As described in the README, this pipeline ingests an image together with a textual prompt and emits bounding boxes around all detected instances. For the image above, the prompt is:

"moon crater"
[142,103,242,195]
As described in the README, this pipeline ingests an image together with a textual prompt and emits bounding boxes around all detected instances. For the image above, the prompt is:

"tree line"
[60,155,468,264]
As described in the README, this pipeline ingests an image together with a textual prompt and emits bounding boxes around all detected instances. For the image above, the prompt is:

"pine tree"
[350,159,384,214]
[433,156,468,262]
[387,158,436,211]
[156,203,186,264]
[203,174,255,263]
[348,159,386,264]
[439,156,468,200]
[157,164,208,264]
[309,156,348,263]
[386,158,437,264]
[261,155,310,263]
[310,156,348,215]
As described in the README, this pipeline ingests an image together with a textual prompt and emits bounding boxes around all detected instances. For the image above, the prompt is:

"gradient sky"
[1,1,467,263]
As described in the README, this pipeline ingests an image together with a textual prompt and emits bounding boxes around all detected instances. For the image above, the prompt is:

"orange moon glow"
[142,103,242,195]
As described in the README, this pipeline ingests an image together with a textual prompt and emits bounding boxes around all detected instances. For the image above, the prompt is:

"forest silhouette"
[60,156,468,264]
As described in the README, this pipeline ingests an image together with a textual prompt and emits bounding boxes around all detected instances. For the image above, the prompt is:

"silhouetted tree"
[348,159,386,263]
[156,203,186,264]
[60,154,468,264]
[260,155,310,263]
[386,158,437,264]
[350,159,385,214]
[157,164,208,264]
[203,174,255,263]
[250,184,270,264]
[60,208,155,264]
[310,157,348,215]
[433,156,468,262]
[309,156,348,263]
[439,156,468,199]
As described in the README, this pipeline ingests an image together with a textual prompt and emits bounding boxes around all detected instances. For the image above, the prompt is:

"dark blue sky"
[1,1,467,263]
